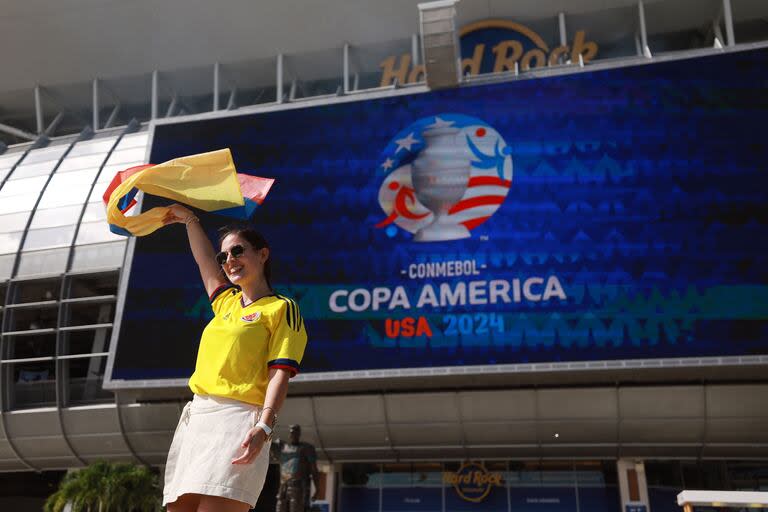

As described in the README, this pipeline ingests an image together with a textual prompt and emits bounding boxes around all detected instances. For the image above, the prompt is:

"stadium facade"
[1,1,767,511]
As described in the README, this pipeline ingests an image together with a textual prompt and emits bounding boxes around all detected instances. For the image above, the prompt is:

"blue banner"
[111,47,768,381]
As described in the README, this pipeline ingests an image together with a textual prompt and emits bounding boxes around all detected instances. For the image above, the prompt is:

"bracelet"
[255,421,273,440]
[257,407,277,428]
[184,216,199,225]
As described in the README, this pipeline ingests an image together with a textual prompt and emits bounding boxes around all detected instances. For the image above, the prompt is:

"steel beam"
[343,43,350,94]
[723,0,735,46]
[559,12,567,47]
[104,103,121,129]
[92,78,99,130]
[151,70,159,119]
[213,62,220,111]
[276,54,284,103]
[226,88,237,110]
[44,112,65,137]
[638,0,651,57]
[0,123,36,141]
[34,86,44,134]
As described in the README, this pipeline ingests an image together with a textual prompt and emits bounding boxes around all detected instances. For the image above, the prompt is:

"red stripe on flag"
[461,216,491,230]
[449,195,505,214]
[102,164,155,206]
[237,174,275,205]
[467,176,511,188]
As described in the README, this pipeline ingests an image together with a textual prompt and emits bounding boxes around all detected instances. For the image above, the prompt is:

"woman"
[161,204,308,512]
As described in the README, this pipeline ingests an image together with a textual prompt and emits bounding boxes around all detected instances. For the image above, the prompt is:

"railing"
[1,0,766,150]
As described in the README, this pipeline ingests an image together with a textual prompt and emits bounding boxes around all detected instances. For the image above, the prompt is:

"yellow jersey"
[188,284,308,405]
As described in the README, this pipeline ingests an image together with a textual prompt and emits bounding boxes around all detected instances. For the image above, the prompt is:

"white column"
[618,459,651,512]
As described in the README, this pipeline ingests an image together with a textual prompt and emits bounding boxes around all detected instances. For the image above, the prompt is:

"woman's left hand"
[231,426,267,465]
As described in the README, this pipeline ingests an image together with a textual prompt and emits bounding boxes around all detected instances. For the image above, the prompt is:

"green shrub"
[44,461,161,512]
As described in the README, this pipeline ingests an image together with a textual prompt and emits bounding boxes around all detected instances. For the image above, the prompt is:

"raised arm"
[164,204,227,297]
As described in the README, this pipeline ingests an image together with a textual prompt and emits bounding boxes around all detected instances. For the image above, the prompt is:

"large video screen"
[107,47,768,384]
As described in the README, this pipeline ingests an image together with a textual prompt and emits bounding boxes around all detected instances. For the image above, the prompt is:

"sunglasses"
[215,244,246,266]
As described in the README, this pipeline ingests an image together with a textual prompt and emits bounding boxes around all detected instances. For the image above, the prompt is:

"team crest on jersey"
[241,311,262,322]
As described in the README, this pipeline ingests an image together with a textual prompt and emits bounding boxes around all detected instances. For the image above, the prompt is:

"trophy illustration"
[411,127,471,241]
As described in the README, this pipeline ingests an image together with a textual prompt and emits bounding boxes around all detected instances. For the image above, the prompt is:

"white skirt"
[163,394,270,507]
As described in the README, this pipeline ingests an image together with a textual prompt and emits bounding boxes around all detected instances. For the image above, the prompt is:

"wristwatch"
[255,421,273,440]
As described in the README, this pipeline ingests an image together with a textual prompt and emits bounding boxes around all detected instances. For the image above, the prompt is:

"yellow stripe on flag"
[106,149,246,236]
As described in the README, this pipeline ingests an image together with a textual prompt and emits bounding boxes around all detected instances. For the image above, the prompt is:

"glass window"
[508,461,578,512]
[350,38,415,90]
[117,132,149,149]
[17,144,67,165]
[4,333,56,359]
[6,145,67,180]
[0,175,48,196]
[74,220,123,246]
[0,280,7,305]
[67,271,119,298]
[218,56,277,107]
[0,230,24,256]
[13,277,61,303]
[0,194,41,216]
[575,461,620,512]
[70,240,126,271]
[340,463,381,512]
[16,247,69,277]
[380,463,443,512]
[645,0,722,54]
[6,304,58,332]
[67,137,116,157]
[283,47,344,99]
[0,151,24,171]
[445,461,507,512]
[6,360,56,409]
[646,461,684,512]
[727,461,768,491]
[732,0,768,44]
[65,355,113,405]
[22,225,77,251]
[56,153,108,174]
[102,146,147,167]
[61,327,112,355]
[27,205,82,230]
[62,301,114,327]
[0,254,13,281]
[81,202,107,223]
[0,152,24,182]
[563,4,638,61]
[36,168,99,209]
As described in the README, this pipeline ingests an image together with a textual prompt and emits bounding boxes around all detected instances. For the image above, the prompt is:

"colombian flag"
[103,149,274,236]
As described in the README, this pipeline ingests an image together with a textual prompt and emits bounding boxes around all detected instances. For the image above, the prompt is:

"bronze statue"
[276,425,320,512]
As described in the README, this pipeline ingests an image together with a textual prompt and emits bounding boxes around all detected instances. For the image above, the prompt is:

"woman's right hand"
[163,203,197,226]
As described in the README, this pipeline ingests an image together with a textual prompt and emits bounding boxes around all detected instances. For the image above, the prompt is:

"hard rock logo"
[443,462,504,503]
[380,18,599,86]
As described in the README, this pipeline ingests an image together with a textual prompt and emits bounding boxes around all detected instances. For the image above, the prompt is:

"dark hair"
[218,222,272,290]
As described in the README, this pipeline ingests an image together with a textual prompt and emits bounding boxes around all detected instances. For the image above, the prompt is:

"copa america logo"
[375,114,513,242]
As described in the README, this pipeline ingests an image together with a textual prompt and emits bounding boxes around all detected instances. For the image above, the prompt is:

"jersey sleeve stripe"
[268,358,300,375]
[279,295,297,330]
[209,283,236,302]
[277,295,304,332]
[285,299,293,329]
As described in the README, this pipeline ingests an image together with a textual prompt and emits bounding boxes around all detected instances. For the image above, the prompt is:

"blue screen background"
[111,47,768,380]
